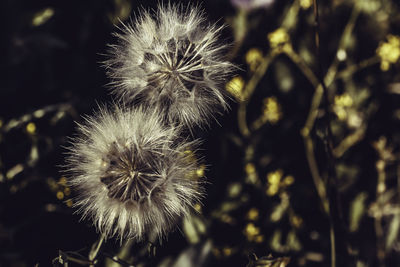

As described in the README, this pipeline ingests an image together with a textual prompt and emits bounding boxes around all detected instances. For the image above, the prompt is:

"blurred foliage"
[2,0,400,266]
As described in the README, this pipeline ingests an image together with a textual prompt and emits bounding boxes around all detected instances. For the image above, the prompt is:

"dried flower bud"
[105,4,235,129]
[65,105,203,241]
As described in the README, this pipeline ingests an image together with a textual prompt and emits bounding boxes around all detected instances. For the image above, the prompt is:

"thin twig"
[335,56,380,80]
[284,45,320,88]
[303,136,330,213]
[1,102,76,133]
[238,102,251,137]
[236,0,301,137]
[237,51,279,137]
[333,125,367,158]
[373,138,391,267]
[312,0,346,266]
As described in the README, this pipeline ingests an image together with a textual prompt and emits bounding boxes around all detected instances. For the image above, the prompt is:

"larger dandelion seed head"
[65,105,203,241]
[105,4,235,128]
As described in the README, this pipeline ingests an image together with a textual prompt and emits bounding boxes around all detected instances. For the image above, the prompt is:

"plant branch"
[237,51,279,137]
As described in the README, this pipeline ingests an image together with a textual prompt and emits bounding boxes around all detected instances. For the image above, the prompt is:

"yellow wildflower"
[283,175,295,186]
[245,163,259,185]
[333,93,353,121]
[262,97,283,124]
[290,215,303,228]
[58,177,67,186]
[335,93,353,107]
[194,203,202,213]
[246,208,259,221]
[66,199,73,207]
[226,76,246,101]
[222,247,232,256]
[376,35,400,71]
[245,163,256,175]
[244,223,264,242]
[300,0,313,9]
[26,122,36,134]
[196,164,206,178]
[266,169,283,196]
[245,48,263,72]
[56,191,64,200]
[268,28,290,49]
[32,8,54,27]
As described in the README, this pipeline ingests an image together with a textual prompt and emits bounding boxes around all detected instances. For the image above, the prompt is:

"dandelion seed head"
[105,4,235,128]
[65,105,203,241]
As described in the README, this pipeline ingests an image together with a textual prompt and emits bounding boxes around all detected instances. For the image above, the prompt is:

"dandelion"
[65,105,203,241]
[105,4,235,129]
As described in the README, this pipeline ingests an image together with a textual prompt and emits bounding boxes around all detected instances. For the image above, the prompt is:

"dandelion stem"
[88,233,106,265]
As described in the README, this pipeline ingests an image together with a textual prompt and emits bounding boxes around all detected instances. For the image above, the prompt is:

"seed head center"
[99,142,156,202]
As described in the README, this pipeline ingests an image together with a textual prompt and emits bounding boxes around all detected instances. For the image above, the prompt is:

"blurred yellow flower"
[262,97,283,124]
[244,223,264,242]
[56,191,64,200]
[266,170,294,196]
[108,0,132,24]
[268,28,290,48]
[376,35,400,71]
[183,150,205,179]
[335,108,347,121]
[266,169,283,196]
[58,177,67,186]
[290,215,303,228]
[255,235,264,243]
[196,164,206,178]
[64,187,71,196]
[335,93,353,107]
[26,122,36,134]
[245,163,256,175]
[194,203,202,213]
[32,8,54,27]
[245,48,263,71]
[245,223,259,235]
[300,0,313,9]
[283,175,295,186]
[222,247,233,256]
[246,208,260,221]
[66,199,73,207]
[220,214,234,224]
[245,163,259,184]
[226,76,246,101]
[268,169,283,184]
[333,93,353,121]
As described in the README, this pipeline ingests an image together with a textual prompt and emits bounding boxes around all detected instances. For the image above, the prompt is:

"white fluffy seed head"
[65,105,203,241]
[104,3,235,129]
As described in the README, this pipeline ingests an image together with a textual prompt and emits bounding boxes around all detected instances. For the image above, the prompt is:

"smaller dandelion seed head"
[65,104,204,241]
[104,3,236,129]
